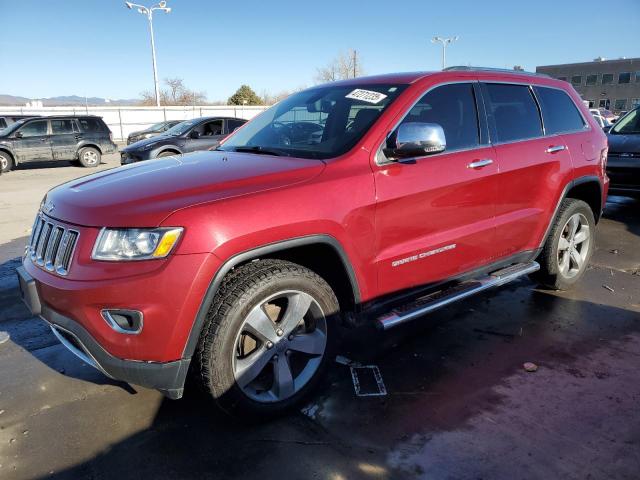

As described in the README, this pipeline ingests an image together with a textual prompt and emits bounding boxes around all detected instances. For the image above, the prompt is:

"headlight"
[92,227,183,261]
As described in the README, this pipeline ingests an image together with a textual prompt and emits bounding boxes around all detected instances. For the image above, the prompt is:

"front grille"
[27,214,79,276]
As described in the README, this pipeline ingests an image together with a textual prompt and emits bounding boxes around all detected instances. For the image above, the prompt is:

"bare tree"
[315,49,364,84]
[139,77,207,106]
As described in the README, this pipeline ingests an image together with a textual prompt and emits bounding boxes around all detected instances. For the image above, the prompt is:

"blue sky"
[0,0,638,101]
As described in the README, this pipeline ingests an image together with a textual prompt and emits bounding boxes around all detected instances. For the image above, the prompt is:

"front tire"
[0,151,15,173]
[533,198,595,290]
[78,147,101,168]
[196,259,339,418]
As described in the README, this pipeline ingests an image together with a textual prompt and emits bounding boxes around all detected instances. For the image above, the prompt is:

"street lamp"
[431,36,458,70]
[125,1,171,107]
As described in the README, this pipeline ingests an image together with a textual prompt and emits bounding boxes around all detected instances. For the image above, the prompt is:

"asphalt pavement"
[0,157,638,479]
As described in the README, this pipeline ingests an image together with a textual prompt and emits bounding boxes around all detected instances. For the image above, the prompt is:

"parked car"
[17,68,607,418]
[590,109,612,129]
[0,115,117,172]
[598,108,618,124]
[126,120,182,145]
[120,116,246,165]
[0,115,40,130]
[606,106,640,198]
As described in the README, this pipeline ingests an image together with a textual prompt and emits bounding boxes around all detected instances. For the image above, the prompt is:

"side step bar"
[376,261,540,330]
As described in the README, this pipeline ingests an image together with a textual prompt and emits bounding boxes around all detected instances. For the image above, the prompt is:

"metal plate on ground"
[350,365,387,397]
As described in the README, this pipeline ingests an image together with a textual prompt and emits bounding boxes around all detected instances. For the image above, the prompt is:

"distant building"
[536,57,640,113]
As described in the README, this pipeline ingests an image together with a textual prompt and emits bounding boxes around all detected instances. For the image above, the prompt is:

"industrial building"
[536,57,640,113]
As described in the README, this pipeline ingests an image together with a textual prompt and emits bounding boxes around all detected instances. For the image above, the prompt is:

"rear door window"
[77,118,106,133]
[225,119,246,134]
[50,119,75,135]
[398,83,480,151]
[533,87,586,134]
[483,83,543,143]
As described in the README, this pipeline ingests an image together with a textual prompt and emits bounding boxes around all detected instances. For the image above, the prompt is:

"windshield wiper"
[231,146,288,156]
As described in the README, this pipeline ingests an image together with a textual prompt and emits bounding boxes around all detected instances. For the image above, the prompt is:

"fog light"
[101,309,143,334]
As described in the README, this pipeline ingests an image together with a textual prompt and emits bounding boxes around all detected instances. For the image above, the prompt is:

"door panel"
[14,120,52,162]
[50,119,79,160]
[374,146,499,294]
[492,136,572,256]
[482,82,574,257]
[373,82,498,295]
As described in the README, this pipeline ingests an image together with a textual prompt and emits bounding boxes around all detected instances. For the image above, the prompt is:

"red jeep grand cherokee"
[17,68,608,417]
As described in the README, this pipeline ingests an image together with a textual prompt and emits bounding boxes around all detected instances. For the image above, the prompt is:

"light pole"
[431,36,458,70]
[125,1,171,107]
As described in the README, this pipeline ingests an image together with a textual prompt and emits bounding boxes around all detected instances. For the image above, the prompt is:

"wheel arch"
[156,147,182,156]
[565,176,603,223]
[539,175,603,249]
[76,143,102,157]
[182,235,360,360]
[0,147,16,166]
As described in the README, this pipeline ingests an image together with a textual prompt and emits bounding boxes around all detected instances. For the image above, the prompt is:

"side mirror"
[14,131,23,139]
[384,122,446,159]
[189,130,200,139]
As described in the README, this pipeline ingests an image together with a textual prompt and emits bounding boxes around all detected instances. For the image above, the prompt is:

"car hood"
[123,134,172,151]
[44,150,326,227]
[607,133,640,154]
[128,127,159,137]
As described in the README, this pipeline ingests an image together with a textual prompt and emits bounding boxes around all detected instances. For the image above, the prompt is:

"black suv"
[127,120,182,145]
[120,116,246,165]
[0,116,117,172]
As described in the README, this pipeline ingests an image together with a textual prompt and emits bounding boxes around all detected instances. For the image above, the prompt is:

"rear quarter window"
[483,83,543,143]
[534,87,586,134]
[77,118,108,133]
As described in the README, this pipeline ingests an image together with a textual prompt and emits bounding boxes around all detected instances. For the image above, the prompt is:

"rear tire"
[196,259,339,419]
[78,147,100,168]
[0,151,15,173]
[532,198,595,290]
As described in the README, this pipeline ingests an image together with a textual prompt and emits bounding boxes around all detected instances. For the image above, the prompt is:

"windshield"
[148,121,168,131]
[0,119,28,136]
[611,108,640,134]
[164,120,197,136]
[218,83,408,159]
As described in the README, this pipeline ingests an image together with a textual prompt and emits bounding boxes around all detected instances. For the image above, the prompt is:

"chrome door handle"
[467,159,493,169]
[546,145,566,154]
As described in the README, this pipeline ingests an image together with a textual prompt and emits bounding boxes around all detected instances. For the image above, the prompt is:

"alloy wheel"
[83,150,98,165]
[557,213,591,279]
[232,290,327,403]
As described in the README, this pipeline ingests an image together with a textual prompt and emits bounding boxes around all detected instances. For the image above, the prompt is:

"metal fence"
[0,105,269,140]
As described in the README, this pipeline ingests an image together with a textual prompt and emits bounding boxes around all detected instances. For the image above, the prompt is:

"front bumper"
[120,150,152,165]
[16,265,189,399]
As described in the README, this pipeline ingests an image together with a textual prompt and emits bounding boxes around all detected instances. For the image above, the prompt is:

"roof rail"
[443,66,550,78]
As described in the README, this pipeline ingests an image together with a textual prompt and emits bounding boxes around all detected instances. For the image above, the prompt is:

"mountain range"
[0,94,139,106]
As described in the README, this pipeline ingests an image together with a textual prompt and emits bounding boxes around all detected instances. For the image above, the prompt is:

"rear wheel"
[533,198,595,290]
[0,151,15,173]
[77,147,100,168]
[196,259,339,418]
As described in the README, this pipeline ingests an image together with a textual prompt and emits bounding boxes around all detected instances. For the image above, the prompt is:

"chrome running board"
[376,261,540,330]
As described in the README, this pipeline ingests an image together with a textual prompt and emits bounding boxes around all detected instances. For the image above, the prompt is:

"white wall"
[0,105,269,140]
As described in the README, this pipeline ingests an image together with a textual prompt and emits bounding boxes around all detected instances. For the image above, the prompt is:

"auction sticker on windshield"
[345,89,388,104]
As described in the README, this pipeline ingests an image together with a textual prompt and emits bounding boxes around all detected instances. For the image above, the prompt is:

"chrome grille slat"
[36,223,53,265]
[27,214,79,276]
